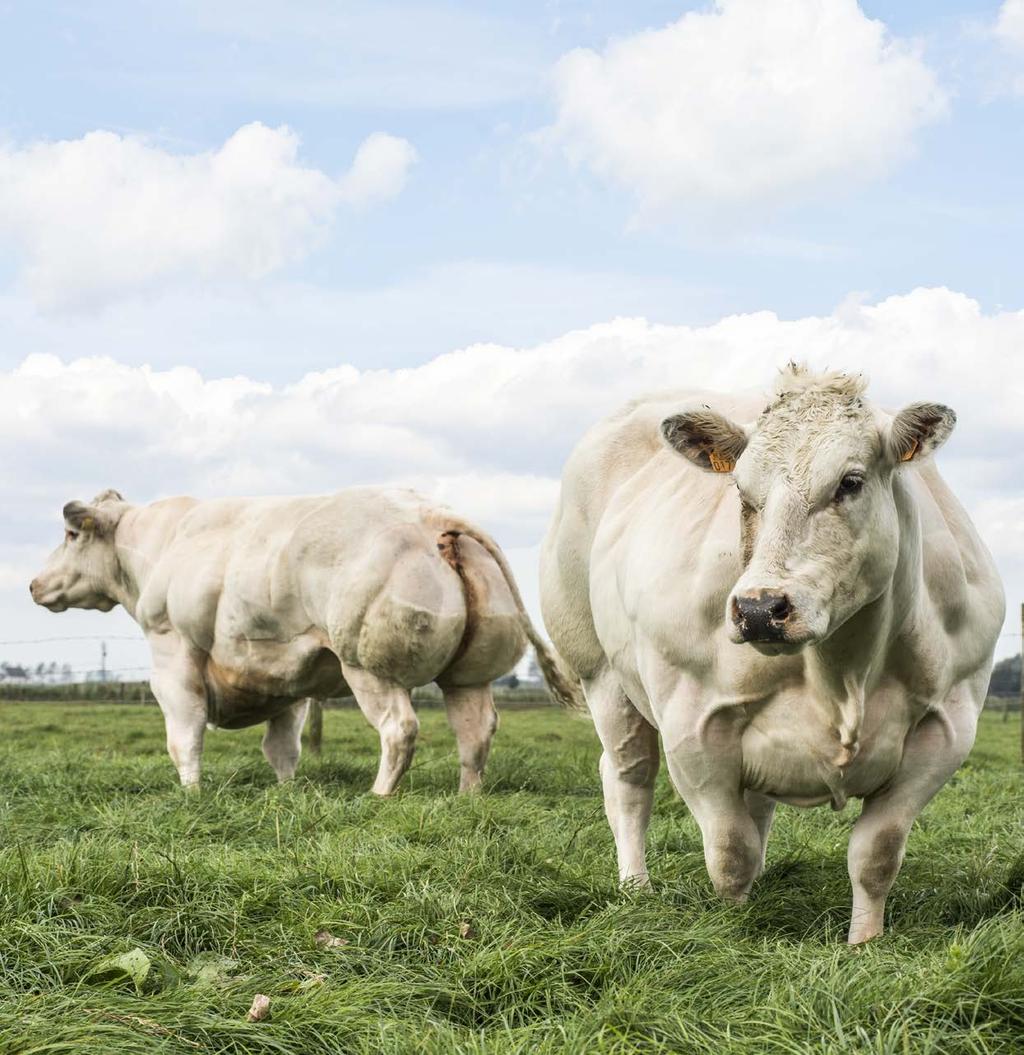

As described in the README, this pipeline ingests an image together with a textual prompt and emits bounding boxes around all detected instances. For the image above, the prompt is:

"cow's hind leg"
[341,662,420,796]
[262,700,310,782]
[587,668,660,887]
[306,698,324,755]
[441,683,498,792]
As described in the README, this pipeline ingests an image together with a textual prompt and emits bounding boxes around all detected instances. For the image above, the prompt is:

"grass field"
[1,702,1023,1054]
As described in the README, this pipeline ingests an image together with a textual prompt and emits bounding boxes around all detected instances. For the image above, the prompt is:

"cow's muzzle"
[29,577,67,612]
[730,590,793,644]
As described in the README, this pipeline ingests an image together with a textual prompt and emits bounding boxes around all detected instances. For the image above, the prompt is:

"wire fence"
[0,680,554,708]
[1,631,1021,706]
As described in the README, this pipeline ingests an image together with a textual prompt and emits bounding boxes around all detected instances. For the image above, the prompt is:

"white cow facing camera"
[540,363,1004,943]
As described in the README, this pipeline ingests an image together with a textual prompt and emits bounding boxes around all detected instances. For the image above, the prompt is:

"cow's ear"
[63,501,98,533]
[885,402,956,465]
[63,500,122,536]
[661,410,749,473]
[92,488,125,505]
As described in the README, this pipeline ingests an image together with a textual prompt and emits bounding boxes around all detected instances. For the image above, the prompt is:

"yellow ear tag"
[900,439,919,463]
[81,516,94,530]
[708,450,735,473]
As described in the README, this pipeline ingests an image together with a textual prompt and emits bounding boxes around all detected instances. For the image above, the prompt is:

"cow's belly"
[740,699,910,808]
[204,632,346,729]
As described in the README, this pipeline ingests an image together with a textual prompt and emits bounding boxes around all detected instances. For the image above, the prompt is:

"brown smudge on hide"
[860,826,905,897]
[712,828,757,902]
[437,530,478,664]
[203,649,343,729]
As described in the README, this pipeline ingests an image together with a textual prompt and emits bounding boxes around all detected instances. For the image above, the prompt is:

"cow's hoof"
[620,873,652,892]
[847,926,884,945]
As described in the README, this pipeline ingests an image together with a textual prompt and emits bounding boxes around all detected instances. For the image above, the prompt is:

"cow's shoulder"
[894,463,1005,686]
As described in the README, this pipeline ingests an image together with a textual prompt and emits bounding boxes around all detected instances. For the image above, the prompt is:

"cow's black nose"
[731,591,792,642]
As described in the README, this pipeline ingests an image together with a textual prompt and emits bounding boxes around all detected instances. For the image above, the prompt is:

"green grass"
[1,703,1022,1054]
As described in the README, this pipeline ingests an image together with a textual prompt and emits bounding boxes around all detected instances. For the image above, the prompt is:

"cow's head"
[29,490,130,613]
[660,365,955,654]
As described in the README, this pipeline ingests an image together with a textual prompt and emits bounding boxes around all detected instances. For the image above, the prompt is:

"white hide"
[31,486,572,793]
[540,366,1004,942]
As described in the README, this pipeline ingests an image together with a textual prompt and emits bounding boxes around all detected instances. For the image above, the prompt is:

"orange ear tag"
[81,516,95,530]
[900,439,919,463]
[708,450,735,473]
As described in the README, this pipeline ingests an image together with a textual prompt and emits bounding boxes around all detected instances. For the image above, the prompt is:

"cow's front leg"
[663,705,762,902]
[847,706,976,944]
[744,789,777,878]
[262,700,310,782]
[587,668,660,887]
[148,639,208,789]
[341,662,419,796]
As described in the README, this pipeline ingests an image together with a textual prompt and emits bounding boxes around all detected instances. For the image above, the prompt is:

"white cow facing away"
[540,364,1004,943]
[31,487,578,793]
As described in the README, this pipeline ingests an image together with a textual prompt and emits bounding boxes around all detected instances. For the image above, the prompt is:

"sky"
[2,0,1023,678]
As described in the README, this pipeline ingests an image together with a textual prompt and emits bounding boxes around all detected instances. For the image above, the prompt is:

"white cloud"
[994,0,1024,94]
[547,0,947,212]
[996,0,1024,50]
[0,123,417,311]
[338,133,418,207]
[4,287,1023,665]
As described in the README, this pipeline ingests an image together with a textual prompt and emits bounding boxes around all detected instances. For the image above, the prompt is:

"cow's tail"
[434,515,586,712]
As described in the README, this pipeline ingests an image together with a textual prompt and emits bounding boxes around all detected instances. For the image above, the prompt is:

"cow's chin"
[79,595,117,612]
[35,592,115,614]
[746,637,813,657]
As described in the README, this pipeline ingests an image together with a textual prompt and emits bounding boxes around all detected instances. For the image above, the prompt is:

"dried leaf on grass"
[314,929,349,948]
[246,993,271,1022]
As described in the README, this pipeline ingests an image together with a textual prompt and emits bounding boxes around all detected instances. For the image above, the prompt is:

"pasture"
[1,701,1022,1055]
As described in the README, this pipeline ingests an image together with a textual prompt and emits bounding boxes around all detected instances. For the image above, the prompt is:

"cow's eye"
[65,530,79,542]
[834,474,865,502]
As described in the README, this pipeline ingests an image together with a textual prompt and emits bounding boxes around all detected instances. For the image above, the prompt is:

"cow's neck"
[108,504,182,619]
[802,477,921,759]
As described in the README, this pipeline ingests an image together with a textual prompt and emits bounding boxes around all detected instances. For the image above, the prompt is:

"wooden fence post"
[1019,602,1024,763]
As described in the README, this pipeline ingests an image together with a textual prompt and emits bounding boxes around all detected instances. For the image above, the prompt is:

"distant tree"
[989,654,1021,697]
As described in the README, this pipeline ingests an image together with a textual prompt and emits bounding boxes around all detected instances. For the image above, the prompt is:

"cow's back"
[140,489,471,719]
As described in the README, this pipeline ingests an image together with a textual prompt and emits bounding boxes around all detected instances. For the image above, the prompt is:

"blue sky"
[1,0,1022,373]
[1,0,1023,673]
